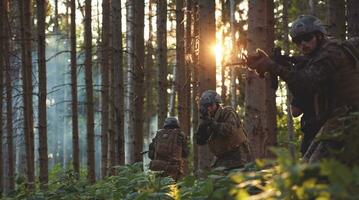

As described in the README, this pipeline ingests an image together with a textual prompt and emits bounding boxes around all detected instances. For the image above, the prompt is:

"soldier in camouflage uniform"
[196,90,251,169]
[148,117,189,180]
[248,15,359,164]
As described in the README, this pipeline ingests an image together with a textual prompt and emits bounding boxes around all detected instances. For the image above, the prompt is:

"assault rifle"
[225,47,307,89]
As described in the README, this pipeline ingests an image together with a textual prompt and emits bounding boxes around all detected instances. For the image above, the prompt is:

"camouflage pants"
[149,160,183,180]
[212,142,252,170]
[303,109,359,165]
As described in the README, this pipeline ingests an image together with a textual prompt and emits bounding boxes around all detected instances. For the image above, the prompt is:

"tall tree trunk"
[70,0,80,176]
[327,0,345,40]
[107,0,115,175]
[125,0,136,164]
[308,0,315,15]
[134,0,145,162]
[157,0,168,129]
[347,0,359,38]
[37,0,48,189]
[245,0,276,159]
[230,0,237,109]
[145,0,156,150]
[191,0,199,171]
[84,0,95,183]
[101,0,110,178]
[197,0,216,171]
[20,0,35,189]
[112,0,124,166]
[3,0,15,192]
[283,0,295,160]
[177,0,189,174]
[265,0,277,158]
[0,0,4,195]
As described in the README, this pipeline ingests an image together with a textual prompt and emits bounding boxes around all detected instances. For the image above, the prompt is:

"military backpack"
[152,128,183,161]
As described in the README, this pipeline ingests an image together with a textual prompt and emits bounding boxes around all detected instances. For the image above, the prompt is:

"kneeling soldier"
[148,117,189,180]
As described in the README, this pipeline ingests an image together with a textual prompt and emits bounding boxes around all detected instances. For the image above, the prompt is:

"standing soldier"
[248,15,359,164]
[148,117,189,180]
[196,90,251,169]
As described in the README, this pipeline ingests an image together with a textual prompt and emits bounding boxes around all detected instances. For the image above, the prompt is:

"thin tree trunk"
[70,0,80,176]
[0,0,4,195]
[230,0,237,109]
[112,0,124,166]
[37,0,48,189]
[265,0,277,159]
[245,0,276,159]
[101,0,110,178]
[84,0,95,183]
[145,0,155,150]
[347,0,359,38]
[20,0,35,189]
[197,0,216,171]
[177,0,189,174]
[327,0,345,40]
[282,0,295,160]
[157,0,168,129]
[3,0,15,192]
[191,0,199,172]
[125,0,136,164]
[308,0,315,15]
[134,0,145,163]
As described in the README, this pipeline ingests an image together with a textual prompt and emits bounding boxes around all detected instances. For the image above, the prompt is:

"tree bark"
[283,0,295,160]
[157,0,168,129]
[70,0,80,176]
[125,0,136,164]
[0,0,4,195]
[3,0,15,192]
[145,0,156,152]
[37,0,49,189]
[112,0,125,166]
[347,0,359,38]
[191,0,199,171]
[197,0,216,171]
[101,0,110,178]
[20,0,35,189]
[230,0,237,109]
[84,0,95,183]
[245,0,277,159]
[326,0,345,40]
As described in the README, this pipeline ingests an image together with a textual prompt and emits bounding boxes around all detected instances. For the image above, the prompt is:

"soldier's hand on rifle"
[247,49,277,77]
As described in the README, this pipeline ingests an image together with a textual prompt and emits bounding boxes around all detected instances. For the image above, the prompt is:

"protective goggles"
[292,33,315,45]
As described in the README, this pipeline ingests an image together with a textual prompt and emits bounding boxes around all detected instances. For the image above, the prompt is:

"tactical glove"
[247,49,277,77]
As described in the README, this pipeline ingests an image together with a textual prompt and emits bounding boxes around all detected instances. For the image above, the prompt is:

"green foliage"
[4,153,359,200]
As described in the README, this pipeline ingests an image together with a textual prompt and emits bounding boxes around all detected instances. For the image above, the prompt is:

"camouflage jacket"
[148,128,189,161]
[274,38,359,119]
[197,106,249,157]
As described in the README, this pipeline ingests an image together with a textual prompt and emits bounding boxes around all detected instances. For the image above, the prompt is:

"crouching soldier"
[148,117,189,180]
[196,90,252,169]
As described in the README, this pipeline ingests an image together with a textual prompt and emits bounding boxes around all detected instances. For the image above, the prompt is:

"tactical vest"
[207,107,248,157]
[312,38,359,111]
[153,129,183,161]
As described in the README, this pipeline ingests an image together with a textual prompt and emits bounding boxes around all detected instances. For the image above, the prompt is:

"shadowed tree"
[0,0,4,195]
[70,0,80,176]
[84,0,95,183]
[245,0,277,159]
[327,0,345,40]
[112,0,125,165]
[19,0,35,189]
[157,0,168,129]
[101,0,110,178]
[197,0,216,170]
[37,0,49,189]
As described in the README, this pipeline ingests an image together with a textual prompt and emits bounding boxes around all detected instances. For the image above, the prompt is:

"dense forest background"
[0,0,358,199]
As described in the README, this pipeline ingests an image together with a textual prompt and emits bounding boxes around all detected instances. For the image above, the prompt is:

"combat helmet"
[163,117,180,129]
[199,90,221,115]
[290,15,326,39]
